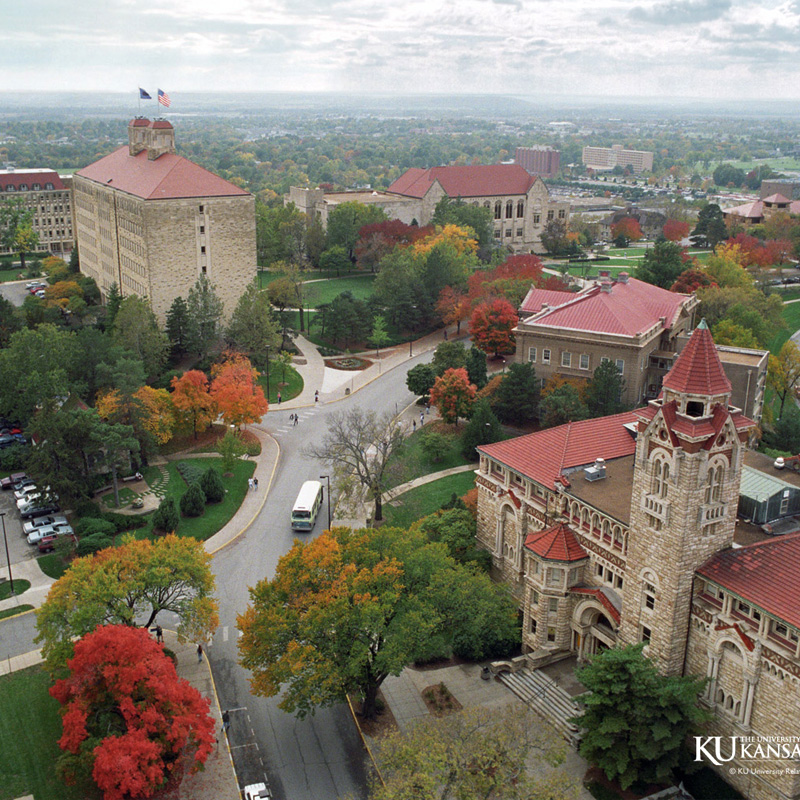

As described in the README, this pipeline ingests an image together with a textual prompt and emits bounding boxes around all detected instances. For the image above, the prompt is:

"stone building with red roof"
[287,163,569,254]
[73,118,256,324]
[475,323,800,799]
[722,193,800,227]
[0,168,73,257]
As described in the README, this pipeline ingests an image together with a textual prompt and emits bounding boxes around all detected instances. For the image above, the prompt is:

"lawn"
[258,362,303,404]
[37,553,69,580]
[385,425,473,490]
[0,667,97,800]
[0,579,31,601]
[302,274,376,307]
[0,268,23,283]
[768,300,800,354]
[383,471,476,529]
[0,604,33,620]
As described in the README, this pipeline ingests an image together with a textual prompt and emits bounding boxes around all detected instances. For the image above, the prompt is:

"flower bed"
[324,356,372,371]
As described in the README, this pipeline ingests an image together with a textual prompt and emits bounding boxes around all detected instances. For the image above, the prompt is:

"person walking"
[155,625,163,643]
[248,478,254,491]
[197,643,204,663]
[420,411,424,426]
[253,477,259,491]
[412,419,416,433]
[294,414,299,426]
[277,391,282,404]
[314,389,319,403]
[222,710,230,733]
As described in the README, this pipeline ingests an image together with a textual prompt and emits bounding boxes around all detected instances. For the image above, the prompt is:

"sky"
[4,0,800,101]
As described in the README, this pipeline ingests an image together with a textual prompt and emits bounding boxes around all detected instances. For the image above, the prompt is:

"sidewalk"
[0,631,241,799]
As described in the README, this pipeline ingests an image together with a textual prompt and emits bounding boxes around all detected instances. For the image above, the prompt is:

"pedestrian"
[315,389,319,403]
[294,414,299,426]
[420,411,424,426]
[197,643,204,663]
[248,478,254,491]
[156,625,163,643]
[254,477,259,491]
[426,403,430,415]
[277,391,282,404]
[289,413,295,423]
[222,710,230,733]
[412,419,416,432]
[444,328,448,340]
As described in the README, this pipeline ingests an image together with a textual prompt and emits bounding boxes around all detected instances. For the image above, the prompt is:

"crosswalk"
[270,408,317,434]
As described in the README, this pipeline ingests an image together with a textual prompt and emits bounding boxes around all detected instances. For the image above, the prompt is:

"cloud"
[628,0,731,25]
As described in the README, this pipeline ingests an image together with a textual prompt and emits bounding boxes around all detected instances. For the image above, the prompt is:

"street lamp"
[319,475,332,530]
[264,345,271,402]
[409,338,413,357]
[0,512,13,595]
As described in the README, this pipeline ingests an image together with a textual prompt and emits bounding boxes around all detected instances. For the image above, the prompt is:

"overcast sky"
[4,0,800,100]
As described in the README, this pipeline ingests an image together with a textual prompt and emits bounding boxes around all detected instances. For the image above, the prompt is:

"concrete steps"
[498,668,583,745]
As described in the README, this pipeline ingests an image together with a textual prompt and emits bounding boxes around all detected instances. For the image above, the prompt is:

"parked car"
[22,515,68,536]
[14,484,40,502]
[0,434,25,449]
[0,472,27,490]
[37,532,77,553]
[19,499,60,519]
[27,282,47,293]
[244,784,271,800]
[27,523,73,546]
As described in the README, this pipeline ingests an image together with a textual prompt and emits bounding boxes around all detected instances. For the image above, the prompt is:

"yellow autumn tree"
[133,386,175,445]
[412,224,478,257]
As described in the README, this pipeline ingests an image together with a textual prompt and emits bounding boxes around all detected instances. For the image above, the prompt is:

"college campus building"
[582,144,654,174]
[514,146,561,178]
[476,324,800,800]
[723,193,800,227]
[288,163,570,254]
[0,168,73,257]
[73,118,256,324]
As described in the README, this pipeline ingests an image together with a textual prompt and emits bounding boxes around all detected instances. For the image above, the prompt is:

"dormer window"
[686,400,704,417]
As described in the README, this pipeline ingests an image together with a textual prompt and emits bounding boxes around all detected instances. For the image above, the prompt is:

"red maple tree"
[210,353,269,428]
[171,370,216,439]
[436,286,470,334]
[611,217,643,243]
[469,298,518,357]
[662,219,690,242]
[670,268,717,293]
[355,219,432,271]
[467,254,556,306]
[429,367,476,425]
[51,624,215,800]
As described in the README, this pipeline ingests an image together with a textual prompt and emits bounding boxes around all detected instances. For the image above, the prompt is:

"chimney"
[145,120,176,160]
[617,272,629,284]
[599,270,610,278]
[600,278,613,293]
[128,118,150,156]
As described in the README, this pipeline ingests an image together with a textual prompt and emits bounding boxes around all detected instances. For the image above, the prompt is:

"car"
[24,280,41,289]
[244,784,271,800]
[0,434,25,449]
[27,523,73,546]
[22,514,68,536]
[27,281,47,292]
[37,532,77,553]
[14,484,39,502]
[35,289,46,298]
[0,472,27,490]
[19,499,60,519]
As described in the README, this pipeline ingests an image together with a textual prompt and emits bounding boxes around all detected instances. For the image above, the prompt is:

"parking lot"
[0,278,36,308]
[0,486,48,565]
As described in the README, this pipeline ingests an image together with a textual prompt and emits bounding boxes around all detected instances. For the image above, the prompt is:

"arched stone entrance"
[572,600,618,662]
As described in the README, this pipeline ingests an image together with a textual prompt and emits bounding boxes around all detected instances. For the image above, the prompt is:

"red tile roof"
[388,164,536,199]
[698,533,800,629]
[76,146,249,201]
[479,410,639,489]
[518,288,575,314]
[518,278,691,338]
[525,523,588,562]
[662,322,731,396]
[725,198,800,218]
[762,193,791,204]
[0,170,65,191]
[570,586,621,624]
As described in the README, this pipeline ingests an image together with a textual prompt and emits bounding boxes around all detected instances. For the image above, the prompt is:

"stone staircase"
[497,668,583,745]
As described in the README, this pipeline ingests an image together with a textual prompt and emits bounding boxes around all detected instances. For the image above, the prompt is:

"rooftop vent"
[584,457,606,482]
[617,272,629,284]
[600,279,613,293]
[774,457,785,470]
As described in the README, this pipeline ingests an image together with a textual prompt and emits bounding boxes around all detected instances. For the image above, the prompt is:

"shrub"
[73,518,116,538]
[180,482,206,517]
[102,510,149,532]
[419,430,452,463]
[243,438,261,457]
[76,534,114,557]
[0,444,26,472]
[200,467,225,503]
[74,499,102,519]
[176,460,205,485]
[152,497,179,533]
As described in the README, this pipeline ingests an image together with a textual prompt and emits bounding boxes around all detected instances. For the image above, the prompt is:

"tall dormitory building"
[73,118,256,324]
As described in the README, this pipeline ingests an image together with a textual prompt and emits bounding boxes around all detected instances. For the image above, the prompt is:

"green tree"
[431,197,494,252]
[255,201,307,266]
[492,362,540,424]
[368,314,391,357]
[186,274,224,359]
[318,245,351,276]
[419,429,451,463]
[574,644,708,791]
[768,340,800,419]
[200,466,225,503]
[152,496,180,533]
[0,200,40,272]
[112,295,169,381]
[104,282,122,330]
[461,397,503,460]
[406,363,437,398]
[763,403,800,453]
[217,429,247,474]
[165,296,193,358]
[636,240,685,289]
[180,482,206,517]
[0,294,23,347]
[540,217,573,256]
[227,282,281,367]
[691,203,726,249]
[325,201,387,263]
[540,384,589,428]
[711,319,761,349]
[465,347,488,389]
[584,359,626,418]
[713,163,745,188]
[431,340,467,376]
[323,291,371,349]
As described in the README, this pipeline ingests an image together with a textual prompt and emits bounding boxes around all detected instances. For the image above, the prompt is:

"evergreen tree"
[165,296,193,358]
[690,203,726,249]
[540,384,588,428]
[574,644,708,791]
[636,240,685,289]
[152,497,180,533]
[461,398,503,459]
[465,347,488,389]
[68,246,80,273]
[584,359,627,417]
[186,275,224,359]
[200,466,225,504]
[492,362,540,425]
[105,282,122,330]
[406,363,437,398]
[180,482,206,517]
[431,340,467,376]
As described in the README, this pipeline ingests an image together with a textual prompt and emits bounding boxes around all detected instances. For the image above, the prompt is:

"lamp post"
[0,512,12,595]
[264,345,271,402]
[409,338,413,357]
[319,475,332,530]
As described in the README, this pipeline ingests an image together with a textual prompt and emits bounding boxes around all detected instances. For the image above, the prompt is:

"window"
[200,245,206,254]
[542,349,551,364]
[199,225,205,233]
[547,627,556,643]
[548,568,562,586]
[615,359,624,374]
[548,598,559,612]
[561,351,572,368]
[644,586,656,611]
[494,201,502,220]
[652,459,669,499]
[45,182,54,190]
[641,625,652,643]
[517,200,525,217]
[533,213,540,224]
[579,354,590,370]
[516,228,523,238]
[201,265,207,274]
[532,590,539,603]
[19,184,27,191]
[494,229,501,239]
[547,210,554,220]
[199,205,204,213]
[531,619,537,634]
[505,201,513,219]
[705,465,724,504]
[505,229,512,238]
[558,209,566,219]
[528,347,537,363]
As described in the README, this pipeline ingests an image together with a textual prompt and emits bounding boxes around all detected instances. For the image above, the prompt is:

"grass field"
[303,274,375,307]
[258,363,303,404]
[385,426,472,490]
[0,667,96,800]
[0,579,30,601]
[0,268,23,283]
[768,301,800,354]
[383,471,476,529]
[0,604,33,620]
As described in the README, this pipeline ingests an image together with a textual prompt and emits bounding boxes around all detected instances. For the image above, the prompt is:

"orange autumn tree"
[469,298,518,357]
[429,367,477,425]
[51,624,215,800]
[662,219,690,242]
[436,285,470,334]
[611,217,643,244]
[210,353,268,429]
[411,223,478,257]
[132,386,174,445]
[171,370,216,440]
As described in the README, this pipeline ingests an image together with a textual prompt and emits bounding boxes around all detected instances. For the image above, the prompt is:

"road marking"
[227,706,248,713]
[222,626,228,642]
[230,742,260,750]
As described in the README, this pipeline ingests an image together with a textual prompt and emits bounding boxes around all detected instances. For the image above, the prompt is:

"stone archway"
[572,600,618,662]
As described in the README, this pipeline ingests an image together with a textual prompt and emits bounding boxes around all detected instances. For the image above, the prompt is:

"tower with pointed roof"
[618,321,756,674]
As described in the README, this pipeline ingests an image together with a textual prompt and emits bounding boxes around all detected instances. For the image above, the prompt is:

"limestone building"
[73,118,256,324]
[0,168,73,257]
[475,324,800,800]
[582,144,654,173]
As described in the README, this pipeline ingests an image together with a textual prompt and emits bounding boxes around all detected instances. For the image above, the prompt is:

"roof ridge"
[717,529,800,555]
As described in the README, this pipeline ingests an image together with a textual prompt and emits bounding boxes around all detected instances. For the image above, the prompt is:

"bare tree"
[305,408,404,522]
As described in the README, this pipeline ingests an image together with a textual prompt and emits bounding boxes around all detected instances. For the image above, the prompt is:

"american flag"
[158,89,171,107]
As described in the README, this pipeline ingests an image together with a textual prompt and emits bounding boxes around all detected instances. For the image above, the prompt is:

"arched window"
[652,458,669,499]
[517,200,525,217]
[494,201,502,220]
[505,201,513,219]
[705,464,724,503]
